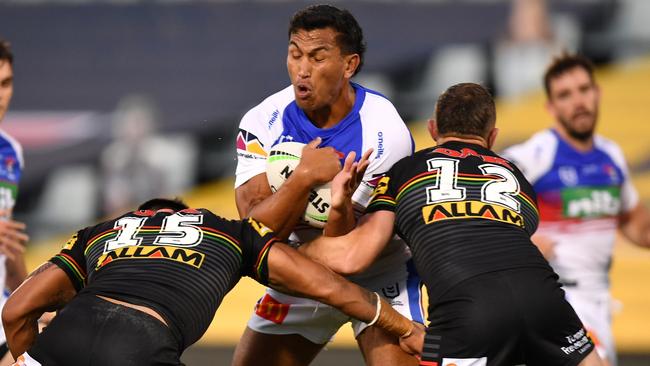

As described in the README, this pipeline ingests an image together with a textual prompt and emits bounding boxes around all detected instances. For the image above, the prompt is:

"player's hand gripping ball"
[266,142,332,228]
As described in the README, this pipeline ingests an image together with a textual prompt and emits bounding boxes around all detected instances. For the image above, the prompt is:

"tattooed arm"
[1,262,77,357]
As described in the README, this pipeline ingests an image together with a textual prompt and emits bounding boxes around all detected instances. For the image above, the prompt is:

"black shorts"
[29,294,182,366]
[421,268,594,366]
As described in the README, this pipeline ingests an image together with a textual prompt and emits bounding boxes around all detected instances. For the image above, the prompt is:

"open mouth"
[295,84,312,99]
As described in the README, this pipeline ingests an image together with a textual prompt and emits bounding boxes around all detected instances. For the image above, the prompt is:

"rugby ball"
[266,141,332,228]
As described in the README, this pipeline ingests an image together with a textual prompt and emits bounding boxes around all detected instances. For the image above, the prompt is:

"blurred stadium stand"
[1,0,650,364]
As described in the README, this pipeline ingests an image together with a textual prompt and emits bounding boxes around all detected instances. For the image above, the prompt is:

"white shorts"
[12,353,41,366]
[248,259,424,344]
[564,288,616,365]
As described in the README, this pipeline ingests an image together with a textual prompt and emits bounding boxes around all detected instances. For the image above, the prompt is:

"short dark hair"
[544,53,595,97]
[288,4,366,76]
[138,198,188,212]
[0,39,13,66]
[435,83,496,139]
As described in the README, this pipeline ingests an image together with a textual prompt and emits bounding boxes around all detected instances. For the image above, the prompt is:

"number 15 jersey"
[366,141,551,304]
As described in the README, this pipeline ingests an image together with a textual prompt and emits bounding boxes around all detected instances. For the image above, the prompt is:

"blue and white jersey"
[235,83,414,280]
[503,129,638,290]
[0,128,24,343]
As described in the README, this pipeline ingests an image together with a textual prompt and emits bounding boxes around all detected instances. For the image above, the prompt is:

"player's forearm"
[322,278,414,339]
[300,235,367,275]
[322,202,355,237]
[5,258,28,292]
[248,177,313,239]
[619,205,650,248]
[4,313,39,358]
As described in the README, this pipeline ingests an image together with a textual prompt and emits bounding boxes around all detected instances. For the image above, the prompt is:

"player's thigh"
[422,273,524,365]
[245,288,350,342]
[231,327,324,366]
[516,269,596,366]
[565,288,615,365]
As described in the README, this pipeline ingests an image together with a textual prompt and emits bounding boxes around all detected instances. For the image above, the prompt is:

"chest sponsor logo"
[561,187,621,218]
[96,245,205,270]
[0,185,16,211]
[422,200,524,228]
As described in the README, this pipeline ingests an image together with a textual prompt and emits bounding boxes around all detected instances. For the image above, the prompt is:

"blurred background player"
[0,39,28,366]
[232,4,420,366]
[301,82,604,366]
[2,196,422,365]
[502,53,650,366]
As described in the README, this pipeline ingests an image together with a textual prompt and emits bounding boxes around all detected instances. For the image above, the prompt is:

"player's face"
[546,67,600,142]
[0,60,13,122]
[287,28,356,113]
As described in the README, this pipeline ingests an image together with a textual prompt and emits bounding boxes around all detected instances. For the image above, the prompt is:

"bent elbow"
[2,297,22,332]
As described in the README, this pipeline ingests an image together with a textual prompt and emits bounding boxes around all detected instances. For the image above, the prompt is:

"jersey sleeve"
[234,104,277,189]
[594,136,640,213]
[365,171,399,214]
[354,102,413,209]
[501,130,557,185]
[239,217,280,285]
[49,229,90,292]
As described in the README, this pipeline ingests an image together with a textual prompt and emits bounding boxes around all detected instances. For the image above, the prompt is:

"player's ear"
[343,54,360,79]
[427,119,440,142]
[487,127,499,149]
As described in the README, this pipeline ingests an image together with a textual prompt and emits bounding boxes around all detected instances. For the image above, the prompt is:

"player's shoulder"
[0,128,24,168]
[503,129,557,157]
[593,134,628,168]
[501,129,558,183]
[240,86,294,124]
[593,134,624,156]
[355,84,412,148]
[357,84,402,118]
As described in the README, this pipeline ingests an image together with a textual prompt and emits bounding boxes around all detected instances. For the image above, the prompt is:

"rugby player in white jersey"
[0,39,28,366]
[503,53,650,366]
[231,5,420,366]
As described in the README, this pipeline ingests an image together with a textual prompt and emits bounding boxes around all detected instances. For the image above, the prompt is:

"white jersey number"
[478,164,521,212]
[425,158,521,212]
[426,158,466,203]
[105,213,204,252]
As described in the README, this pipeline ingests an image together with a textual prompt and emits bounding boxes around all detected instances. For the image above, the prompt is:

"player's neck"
[435,135,489,149]
[553,125,594,152]
[306,83,355,129]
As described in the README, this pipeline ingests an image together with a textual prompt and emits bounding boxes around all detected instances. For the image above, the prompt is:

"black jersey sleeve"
[239,218,280,286]
[365,172,399,214]
[49,228,90,292]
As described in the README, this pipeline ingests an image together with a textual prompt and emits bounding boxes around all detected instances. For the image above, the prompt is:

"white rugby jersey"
[0,129,24,343]
[503,129,638,290]
[235,83,414,279]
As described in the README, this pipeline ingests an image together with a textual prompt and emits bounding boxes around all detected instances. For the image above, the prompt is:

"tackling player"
[232,4,420,366]
[502,53,650,366]
[301,83,604,366]
[1,195,423,365]
[0,39,28,365]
